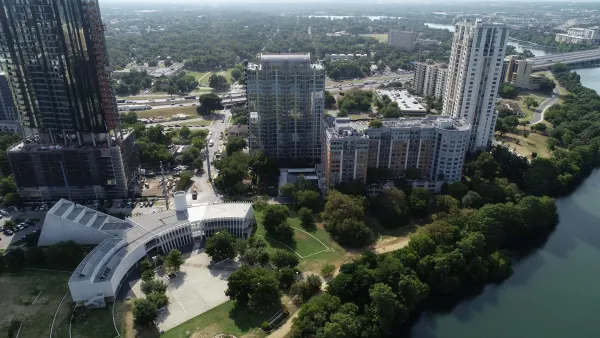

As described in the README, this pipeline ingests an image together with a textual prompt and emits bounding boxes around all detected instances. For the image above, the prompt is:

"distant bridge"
[529,49,600,71]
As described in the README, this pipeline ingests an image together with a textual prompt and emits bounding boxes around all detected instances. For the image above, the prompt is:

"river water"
[408,72,600,337]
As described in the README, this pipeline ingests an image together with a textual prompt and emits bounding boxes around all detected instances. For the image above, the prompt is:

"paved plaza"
[130,249,241,331]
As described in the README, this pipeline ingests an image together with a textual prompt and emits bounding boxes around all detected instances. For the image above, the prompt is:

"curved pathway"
[531,87,560,124]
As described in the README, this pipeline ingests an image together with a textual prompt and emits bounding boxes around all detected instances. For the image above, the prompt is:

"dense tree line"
[115,70,153,96]
[293,148,560,337]
[337,89,373,115]
[153,71,198,95]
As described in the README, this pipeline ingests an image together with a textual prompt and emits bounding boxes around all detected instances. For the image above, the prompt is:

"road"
[531,87,560,124]
[183,109,231,205]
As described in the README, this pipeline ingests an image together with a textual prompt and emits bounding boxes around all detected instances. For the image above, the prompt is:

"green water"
[574,67,600,95]
[409,170,600,338]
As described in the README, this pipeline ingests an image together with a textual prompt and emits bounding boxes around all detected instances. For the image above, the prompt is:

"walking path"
[531,87,561,124]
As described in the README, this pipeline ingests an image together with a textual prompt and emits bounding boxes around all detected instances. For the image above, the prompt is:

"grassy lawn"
[162,300,270,338]
[361,33,387,43]
[254,210,349,272]
[133,106,198,119]
[54,304,121,338]
[185,71,210,81]
[495,129,552,159]
[507,91,551,122]
[0,271,71,338]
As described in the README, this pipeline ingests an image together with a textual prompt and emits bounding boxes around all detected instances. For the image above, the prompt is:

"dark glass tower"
[0,0,139,200]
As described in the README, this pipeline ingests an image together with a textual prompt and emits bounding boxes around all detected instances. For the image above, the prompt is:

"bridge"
[529,49,600,71]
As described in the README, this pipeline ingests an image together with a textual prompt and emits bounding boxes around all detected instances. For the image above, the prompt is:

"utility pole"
[160,161,169,210]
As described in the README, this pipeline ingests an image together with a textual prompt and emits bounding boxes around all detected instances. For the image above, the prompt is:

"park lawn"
[361,33,388,43]
[162,300,270,338]
[185,71,210,82]
[515,91,551,121]
[495,129,552,159]
[134,106,198,119]
[0,271,71,338]
[54,303,121,338]
[253,210,349,272]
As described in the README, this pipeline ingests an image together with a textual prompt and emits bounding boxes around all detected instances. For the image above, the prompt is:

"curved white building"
[40,197,254,307]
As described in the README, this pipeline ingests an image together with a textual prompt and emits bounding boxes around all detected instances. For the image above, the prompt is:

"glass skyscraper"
[0,0,139,200]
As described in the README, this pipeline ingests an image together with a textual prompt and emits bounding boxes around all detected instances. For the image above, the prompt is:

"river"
[408,76,600,337]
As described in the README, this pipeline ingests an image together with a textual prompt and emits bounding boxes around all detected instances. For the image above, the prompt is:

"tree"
[0,253,4,274]
[294,189,320,211]
[45,241,85,270]
[498,83,518,99]
[133,298,158,328]
[551,63,568,73]
[462,191,483,209]
[320,264,336,278]
[323,190,372,247]
[208,74,230,91]
[446,181,469,200]
[141,270,155,282]
[176,170,193,190]
[292,294,342,337]
[141,258,153,273]
[298,207,315,230]
[226,136,247,155]
[214,151,251,195]
[435,195,460,214]
[408,188,430,217]
[141,279,168,295]
[244,247,270,266]
[470,152,500,180]
[324,90,336,109]
[277,267,296,289]
[369,119,383,128]
[547,137,559,151]
[368,283,399,335]
[179,126,191,139]
[488,251,513,281]
[524,97,539,109]
[261,205,292,239]
[291,275,322,303]
[122,111,138,125]
[230,68,242,82]
[147,292,169,309]
[25,247,45,267]
[197,93,224,115]
[539,76,556,93]
[205,231,238,262]
[164,249,184,275]
[226,266,281,312]
[372,187,410,228]
[271,249,299,268]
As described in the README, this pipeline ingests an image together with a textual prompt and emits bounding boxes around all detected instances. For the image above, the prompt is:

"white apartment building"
[413,61,448,100]
[319,116,471,191]
[555,27,600,45]
[442,20,509,151]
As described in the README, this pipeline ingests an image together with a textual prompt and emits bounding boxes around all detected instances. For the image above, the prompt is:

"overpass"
[529,49,600,71]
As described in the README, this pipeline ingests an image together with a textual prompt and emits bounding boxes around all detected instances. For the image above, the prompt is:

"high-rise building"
[0,0,139,200]
[413,61,448,100]
[388,30,417,52]
[0,72,18,132]
[319,116,471,191]
[443,21,509,151]
[245,54,325,164]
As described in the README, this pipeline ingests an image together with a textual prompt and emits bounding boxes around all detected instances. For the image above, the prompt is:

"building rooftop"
[376,89,426,113]
[68,201,252,285]
[325,116,471,138]
[248,53,324,71]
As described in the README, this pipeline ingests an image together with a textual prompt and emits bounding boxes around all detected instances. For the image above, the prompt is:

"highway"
[529,49,600,70]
